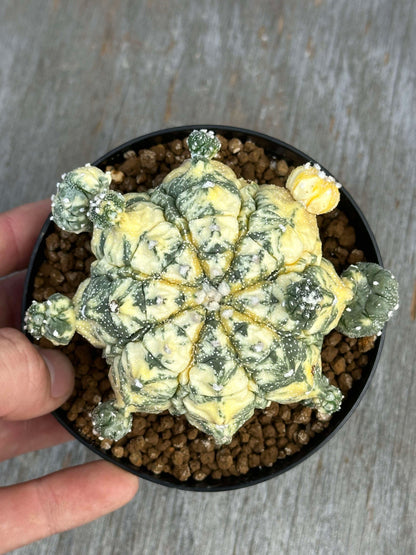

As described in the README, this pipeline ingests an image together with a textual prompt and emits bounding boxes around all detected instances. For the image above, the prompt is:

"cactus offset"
[25,130,399,445]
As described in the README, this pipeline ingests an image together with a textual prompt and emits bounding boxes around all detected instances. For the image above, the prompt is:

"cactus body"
[26,130,398,445]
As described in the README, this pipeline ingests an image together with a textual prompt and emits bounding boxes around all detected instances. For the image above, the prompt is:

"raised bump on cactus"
[91,400,132,441]
[88,191,126,230]
[337,262,399,337]
[25,293,76,345]
[26,130,399,445]
[285,162,341,214]
[187,129,221,160]
[303,369,343,414]
[51,165,112,233]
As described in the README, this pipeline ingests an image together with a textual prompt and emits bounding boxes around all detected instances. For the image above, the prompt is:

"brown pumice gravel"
[32,135,376,482]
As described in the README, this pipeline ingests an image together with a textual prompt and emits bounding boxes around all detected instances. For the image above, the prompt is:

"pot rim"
[21,124,385,491]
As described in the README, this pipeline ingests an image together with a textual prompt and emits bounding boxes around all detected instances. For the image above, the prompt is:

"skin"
[0,200,139,554]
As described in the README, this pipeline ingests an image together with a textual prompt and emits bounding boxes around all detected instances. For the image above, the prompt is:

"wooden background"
[1,1,415,553]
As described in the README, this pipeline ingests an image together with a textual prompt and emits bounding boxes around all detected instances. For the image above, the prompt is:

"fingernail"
[38,348,74,398]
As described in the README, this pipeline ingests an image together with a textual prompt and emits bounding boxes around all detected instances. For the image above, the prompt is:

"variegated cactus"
[25,130,399,445]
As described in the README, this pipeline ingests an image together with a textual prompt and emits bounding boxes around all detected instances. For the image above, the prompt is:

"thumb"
[0,328,74,421]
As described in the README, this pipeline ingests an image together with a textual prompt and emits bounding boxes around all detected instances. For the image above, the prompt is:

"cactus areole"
[25,130,399,445]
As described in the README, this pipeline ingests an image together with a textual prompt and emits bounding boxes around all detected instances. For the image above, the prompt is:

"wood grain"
[0,1,415,553]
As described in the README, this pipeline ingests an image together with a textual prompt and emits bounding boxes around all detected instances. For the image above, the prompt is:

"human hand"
[0,200,139,553]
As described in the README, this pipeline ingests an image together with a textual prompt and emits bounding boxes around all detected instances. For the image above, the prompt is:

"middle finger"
[0,270,27,329]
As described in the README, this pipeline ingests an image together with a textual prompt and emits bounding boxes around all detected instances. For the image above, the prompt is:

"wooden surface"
[1,1,415,553]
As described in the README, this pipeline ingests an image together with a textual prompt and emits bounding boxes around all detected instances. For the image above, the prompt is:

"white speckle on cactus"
[134,379,143,389]
[284,369,295,377]
[164,344,172,354]
[210,223,220,232]
[218,281,230,296]
[179,265,190,277]
[346,307,352,312]
[253,342,264,352]
[373,281,379,285]
[208,300,220,311]
[148,240,158,249]
[212,383,223,391]
[195,290,206,304]
[202,180,215,189]
[109,300,119,313]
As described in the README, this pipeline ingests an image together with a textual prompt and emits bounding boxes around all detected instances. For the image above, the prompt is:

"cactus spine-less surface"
[25,130,399,444]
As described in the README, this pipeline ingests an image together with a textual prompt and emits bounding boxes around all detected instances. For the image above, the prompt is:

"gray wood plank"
[0,0,415,554]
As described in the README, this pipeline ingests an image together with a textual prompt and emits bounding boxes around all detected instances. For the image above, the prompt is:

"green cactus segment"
[73,272,199,353]
[248,186,321,270]
[285,278,323,325]
[230,260,351,338]
[91,400,132,441]
[187,129,221,161]
[182,392,256,445]
[153,153,245,282]
[88,191,125,229]
[220,308,320,398]
[170,316,256,444]
[108,310,205,414]
[90,195,204,284]
[226,185,322,291]
[24,293,76,345]
[51,165,111,233]
[303,368,343,414]
[337,262,399,337]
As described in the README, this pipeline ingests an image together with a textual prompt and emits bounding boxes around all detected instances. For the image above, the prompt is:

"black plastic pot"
[22,125,385,491]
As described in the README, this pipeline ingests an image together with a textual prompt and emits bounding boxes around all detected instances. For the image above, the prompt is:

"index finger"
[0,199,51,278]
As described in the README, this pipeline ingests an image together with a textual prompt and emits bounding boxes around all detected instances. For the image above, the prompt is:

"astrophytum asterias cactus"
[25,130,399,445]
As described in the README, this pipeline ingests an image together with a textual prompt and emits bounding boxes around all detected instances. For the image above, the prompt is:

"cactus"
[285,162,341,214]
[337,262,399,337]
[26,130,399,445]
